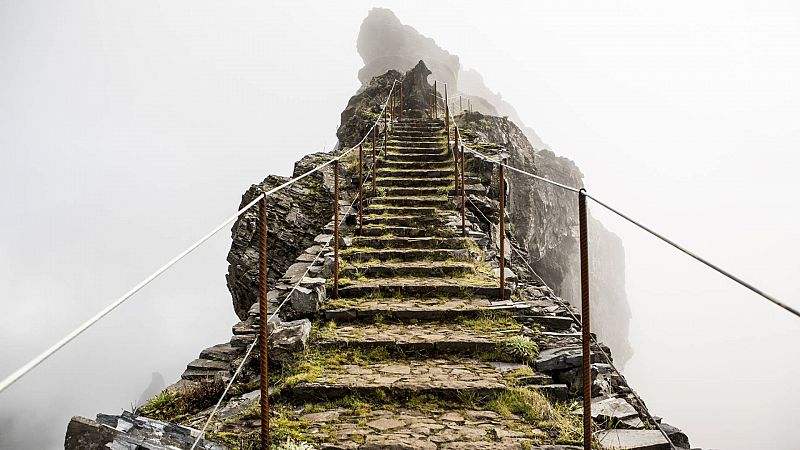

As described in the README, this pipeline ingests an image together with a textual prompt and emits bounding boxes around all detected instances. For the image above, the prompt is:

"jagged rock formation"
[356,8,632,366]
[454,112,633,365]
[226,153,334,319]
[357,8,459,88]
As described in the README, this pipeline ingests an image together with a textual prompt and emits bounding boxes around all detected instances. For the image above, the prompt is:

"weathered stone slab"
[596,429,670,450]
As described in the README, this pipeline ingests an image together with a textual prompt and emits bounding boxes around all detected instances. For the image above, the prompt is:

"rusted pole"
[257,195,269,449]
[372,126,377,195]
[434,80,438,118]
[429,86,434,119]
[579,188,592,450]
[333,160,340,299]
[460,144,466,237]
[498,163,505,301]
[358,143,364,235]
[452,134,459,193]
[445,84,450,145]
[460,95,462,112]
[399,83,403,120]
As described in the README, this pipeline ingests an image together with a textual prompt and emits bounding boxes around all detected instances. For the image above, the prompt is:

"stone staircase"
[273,117,585,449]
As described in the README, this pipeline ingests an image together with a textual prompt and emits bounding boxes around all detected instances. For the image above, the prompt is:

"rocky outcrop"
[225,152,335,319]
[457,112,633,365]
[64,413,224,450]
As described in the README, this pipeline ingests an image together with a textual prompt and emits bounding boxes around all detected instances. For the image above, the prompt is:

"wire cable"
[189,195,359,449]
[0,80,400,396]
[464,196,677,449]
[585,193,800,319]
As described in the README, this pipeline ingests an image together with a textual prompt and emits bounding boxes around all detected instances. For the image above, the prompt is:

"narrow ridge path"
[273,117,583,450]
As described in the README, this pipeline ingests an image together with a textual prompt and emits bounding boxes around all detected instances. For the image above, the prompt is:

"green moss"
[138,379,224,423]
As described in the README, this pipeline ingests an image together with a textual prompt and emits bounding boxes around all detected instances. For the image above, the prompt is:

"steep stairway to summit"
[271,117,585,449]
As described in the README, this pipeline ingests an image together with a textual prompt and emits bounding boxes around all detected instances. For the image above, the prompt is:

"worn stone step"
[362,214,448,227]
[359,224,454,238]
[323,297,533,323]
[364,205,440,216]
[290,358,507,401]
[289,407,565,450]
[316,323,515,355]
[342,248,476,263]
[351,236,472,250]
[390,131,442,139]
[187,358,229,371]
[381,160,453,170]
[376,177,452,188]
[385,151,451,162]
[337,277,511,299]
[341,261,476,278]
[377,168,454,179]
[382,186,453,197]
[199,343,239,362]
[370,195,450,207]
[180,369,228,381]
[386,144,445,153]
[391,124,443,132]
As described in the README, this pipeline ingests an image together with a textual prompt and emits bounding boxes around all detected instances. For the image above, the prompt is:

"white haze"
[0,1,798,449]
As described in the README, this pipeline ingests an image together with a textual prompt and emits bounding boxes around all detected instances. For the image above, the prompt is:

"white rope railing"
[189,194,360,449]
[0,80,400,396]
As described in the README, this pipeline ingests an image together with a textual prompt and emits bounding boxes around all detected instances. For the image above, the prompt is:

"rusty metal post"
[452,137,459,193]
[460,144,466,237]
[460,95,462,112]
[445,84,450,145]
[383,108,389,157]
[358,143,364,235]
[498,163,505,301]
[372,126,377,195]
[399,83,403,120]
[333,161,340,299]
[579,188,592,450]
[384,96,389,133]
[257,195,269,448]
[434,81,438,118]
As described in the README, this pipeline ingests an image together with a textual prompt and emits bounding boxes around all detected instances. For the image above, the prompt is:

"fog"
[1,1,798,449]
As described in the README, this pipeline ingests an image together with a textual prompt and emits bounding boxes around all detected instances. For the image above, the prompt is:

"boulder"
[269,318,311,364]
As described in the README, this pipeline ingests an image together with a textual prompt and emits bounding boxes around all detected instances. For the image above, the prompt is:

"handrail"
[0,79,402,396]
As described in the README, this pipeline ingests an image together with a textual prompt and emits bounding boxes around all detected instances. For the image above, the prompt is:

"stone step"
[390,130,443,139]
[383,186,452,197]
[180,369,227,381]
[391,125,444,132]
[199,343,239,362]
[385,151,451,162]
[187,358,229,371]
[288,407,559,450]
[386,144,445,152]
[377,168,455,179]
[369,195,450,207]
[316,323,517,356]
[364,204,440,216]
[323,297,534,322]
[290,357,507,401]
[381,160,453,170]
[362,214,448,227]
[342,248,476,263]
[337,277,512,299]
[376,177,452,188]
[351,236,472,250]
[341,261,476,279]
[358,225,452,238]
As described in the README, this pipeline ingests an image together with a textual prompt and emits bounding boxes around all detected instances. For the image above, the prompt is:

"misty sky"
[1,1,799,449]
